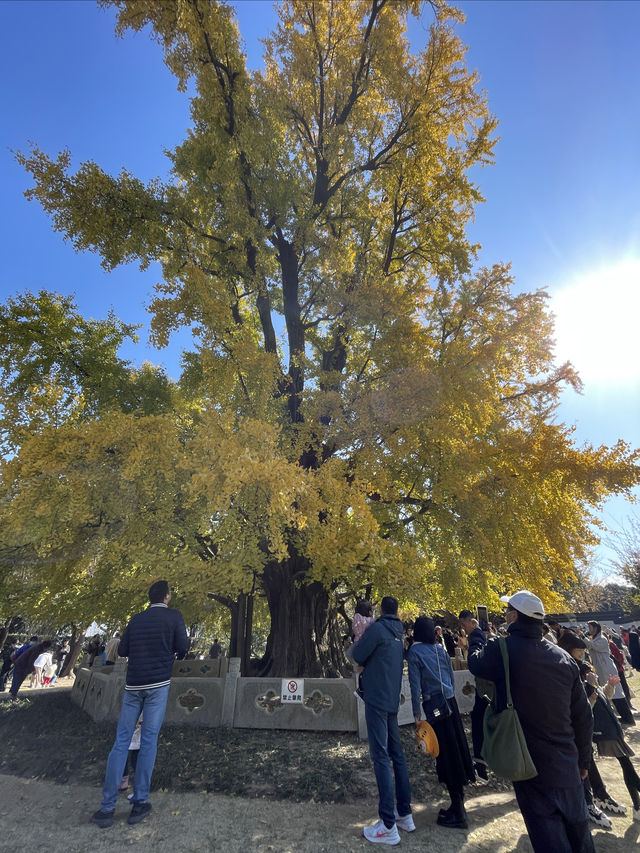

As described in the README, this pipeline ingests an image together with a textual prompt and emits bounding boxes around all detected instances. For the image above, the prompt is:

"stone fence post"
[221,657,241,727]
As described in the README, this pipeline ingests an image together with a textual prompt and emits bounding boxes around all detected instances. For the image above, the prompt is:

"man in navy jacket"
[352,596,412,845]
[91,580,189,828]
[468,590,594,853]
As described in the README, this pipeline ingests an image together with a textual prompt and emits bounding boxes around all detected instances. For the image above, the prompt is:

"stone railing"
[71,657,479,739]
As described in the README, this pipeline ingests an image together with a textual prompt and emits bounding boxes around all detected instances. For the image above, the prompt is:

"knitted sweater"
[118,603,189,690]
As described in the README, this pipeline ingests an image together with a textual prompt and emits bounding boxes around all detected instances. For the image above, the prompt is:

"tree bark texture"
[0,617,20,652]
[259,556,349,677]
[59,625,84,678]
[229,592,254,676]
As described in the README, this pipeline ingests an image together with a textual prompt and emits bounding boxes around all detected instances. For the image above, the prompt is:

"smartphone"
[476,605,489,632]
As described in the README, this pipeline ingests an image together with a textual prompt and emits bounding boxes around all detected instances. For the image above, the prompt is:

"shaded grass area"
[0,693,511,804]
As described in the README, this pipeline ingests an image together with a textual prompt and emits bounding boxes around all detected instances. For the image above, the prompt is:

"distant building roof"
[547,608,630,624]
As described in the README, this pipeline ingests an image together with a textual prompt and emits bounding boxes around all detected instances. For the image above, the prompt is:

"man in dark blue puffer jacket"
[91,580,189,829]
[352,596,413,845]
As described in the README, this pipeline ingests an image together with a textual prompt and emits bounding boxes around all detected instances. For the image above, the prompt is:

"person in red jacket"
[608,635,636,714]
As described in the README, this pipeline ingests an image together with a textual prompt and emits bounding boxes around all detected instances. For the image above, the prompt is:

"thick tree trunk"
[0,616,20,651]
[208,591,254,676]
[258,556,349,677]
[229,592,254,675]
[59,625,85,678]
[242,593,254,673]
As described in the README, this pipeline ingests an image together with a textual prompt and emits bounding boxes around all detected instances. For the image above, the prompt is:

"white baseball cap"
[500,590,545,620]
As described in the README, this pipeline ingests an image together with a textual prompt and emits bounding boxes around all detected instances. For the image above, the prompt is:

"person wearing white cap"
[468,590,595,853]
[499,589,546,620]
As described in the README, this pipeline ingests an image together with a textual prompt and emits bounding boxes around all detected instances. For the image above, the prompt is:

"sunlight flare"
[552,259,640,386]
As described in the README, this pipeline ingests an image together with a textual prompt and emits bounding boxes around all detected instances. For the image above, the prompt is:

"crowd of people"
[0,636,71,697]
[0,622,227,702]
[349,592,640,850]
[4,583,640,852]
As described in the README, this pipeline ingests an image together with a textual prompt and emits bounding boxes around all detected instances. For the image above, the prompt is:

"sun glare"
[551,259,640,387]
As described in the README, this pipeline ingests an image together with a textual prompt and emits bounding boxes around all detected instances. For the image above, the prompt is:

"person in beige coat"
[584,621,634,726]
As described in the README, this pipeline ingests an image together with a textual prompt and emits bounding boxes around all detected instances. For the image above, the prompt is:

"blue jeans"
[514,778,595,853]
[100,684,170,811]
[365,703,411,828]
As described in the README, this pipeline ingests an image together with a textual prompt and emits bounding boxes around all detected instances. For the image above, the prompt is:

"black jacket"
[12,641,48,675]
[118,603,189,690]
[352,614,405,713]
[629,632,640,671]
[587,683,624,742]
[468,620,593,786]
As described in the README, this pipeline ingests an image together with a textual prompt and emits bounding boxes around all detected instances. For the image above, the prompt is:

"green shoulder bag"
[481,637,538,782]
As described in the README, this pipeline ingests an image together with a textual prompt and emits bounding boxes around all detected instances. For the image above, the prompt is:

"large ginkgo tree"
[4,0,638,675]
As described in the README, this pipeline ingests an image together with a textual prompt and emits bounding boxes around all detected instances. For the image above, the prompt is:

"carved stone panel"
[164,678,224,727]
[303,689,333,715]
[256,690,282,714]
[70,667,92,709]
[177,688,205,713]
[235,678,357,731]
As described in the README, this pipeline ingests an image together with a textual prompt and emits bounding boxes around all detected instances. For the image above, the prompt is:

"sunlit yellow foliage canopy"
[4,1,639,672]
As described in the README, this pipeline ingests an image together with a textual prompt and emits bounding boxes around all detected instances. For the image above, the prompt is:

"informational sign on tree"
[281,678,304,704]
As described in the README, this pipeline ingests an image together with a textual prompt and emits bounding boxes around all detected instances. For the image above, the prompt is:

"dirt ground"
[0,688,638,852]
[0,769,636,853]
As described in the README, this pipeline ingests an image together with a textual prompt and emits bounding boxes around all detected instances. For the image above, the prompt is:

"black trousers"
[585,754,608,802]
[513,778,595,853]
[618,755,640,809]
[0,661,12,691]
[470,692,485,764]
[613,696,635,725]
[618,668,632,705]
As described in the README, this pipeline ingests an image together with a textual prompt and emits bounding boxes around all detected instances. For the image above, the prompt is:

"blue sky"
[1,1,638,577]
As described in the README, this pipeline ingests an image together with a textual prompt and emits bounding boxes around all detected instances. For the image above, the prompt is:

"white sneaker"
[394,810,416,832]
[587,803,612,829]
[634,807,640,823]
[363,819,401,845]
[594,796,627,815]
